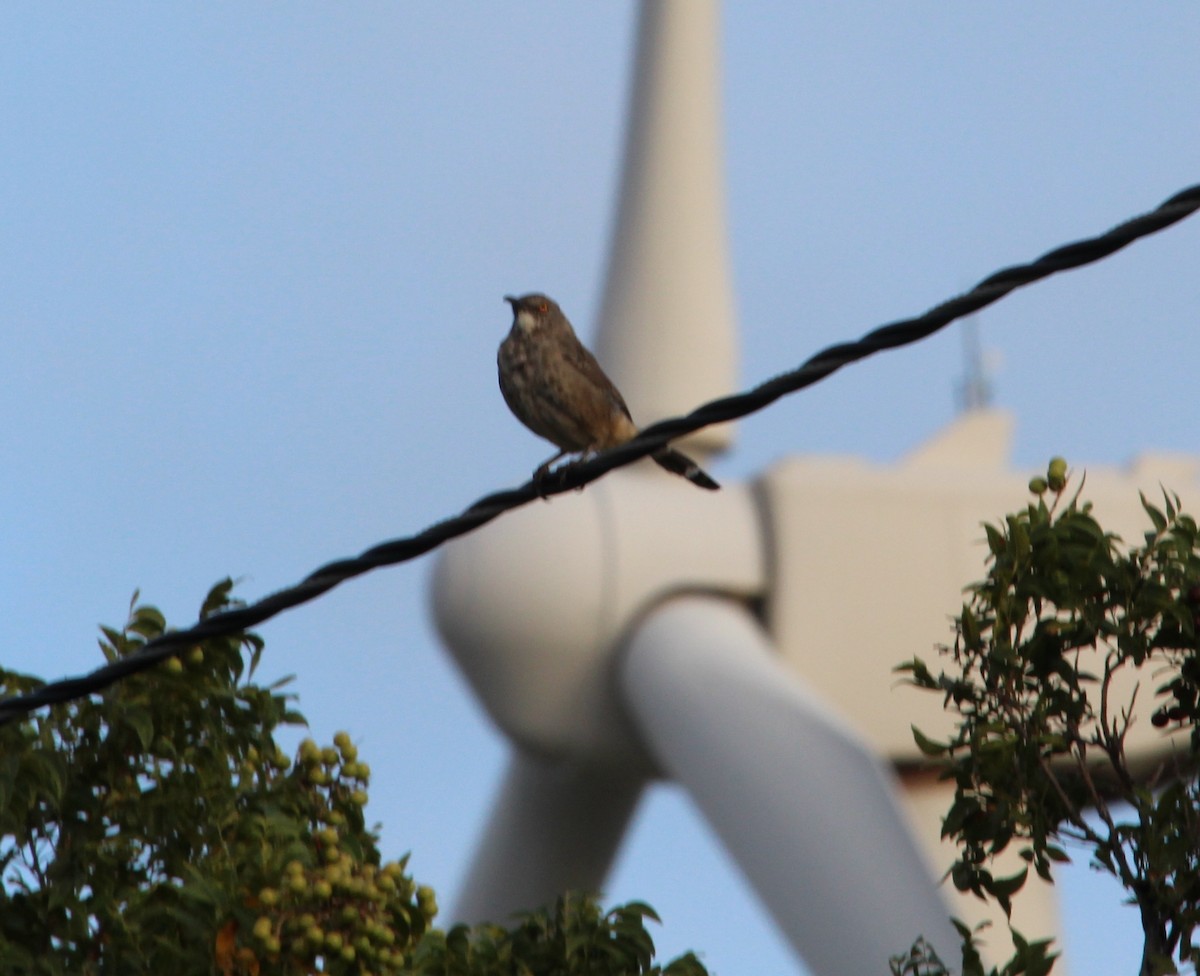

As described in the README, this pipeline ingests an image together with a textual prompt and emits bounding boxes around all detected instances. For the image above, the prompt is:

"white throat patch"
[514,308,540,333]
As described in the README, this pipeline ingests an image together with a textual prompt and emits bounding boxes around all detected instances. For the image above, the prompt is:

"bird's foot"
[532,452,593,497]
[532,461,556,500]
[563,451,595,493]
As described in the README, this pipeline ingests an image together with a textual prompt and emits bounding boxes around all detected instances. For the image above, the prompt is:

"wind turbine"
[430,3,1193,973]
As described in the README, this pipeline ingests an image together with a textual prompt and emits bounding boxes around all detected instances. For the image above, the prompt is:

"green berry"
[1047,456,1068,490]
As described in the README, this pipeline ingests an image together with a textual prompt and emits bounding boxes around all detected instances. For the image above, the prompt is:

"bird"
[497,293,719,491]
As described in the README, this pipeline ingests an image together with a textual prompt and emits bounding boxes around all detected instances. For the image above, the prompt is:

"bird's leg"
[533,448,570,481]
[532,448,571,497]
[563,448,598,493]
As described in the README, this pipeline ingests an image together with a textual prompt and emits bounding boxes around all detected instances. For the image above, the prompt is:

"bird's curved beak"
[503,295,518,309]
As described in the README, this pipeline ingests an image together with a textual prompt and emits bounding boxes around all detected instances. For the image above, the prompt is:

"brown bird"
[497,293,719,490]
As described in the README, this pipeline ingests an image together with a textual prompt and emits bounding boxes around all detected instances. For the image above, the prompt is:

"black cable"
[2,183,1197,726]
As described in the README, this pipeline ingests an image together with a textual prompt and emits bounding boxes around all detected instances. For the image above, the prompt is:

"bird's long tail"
[652,448,720,490]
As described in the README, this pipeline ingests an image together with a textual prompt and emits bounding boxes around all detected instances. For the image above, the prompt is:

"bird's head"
[504,293,561,334]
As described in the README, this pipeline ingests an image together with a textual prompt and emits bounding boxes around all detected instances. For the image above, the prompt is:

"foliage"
[888,922,1054,976]
[0,582,707,976]
[898,459,1200,976]
[414,896,708,976]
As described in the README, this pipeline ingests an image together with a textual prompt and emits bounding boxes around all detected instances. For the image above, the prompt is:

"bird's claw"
[532,462,556,500]
[531,453,592,498]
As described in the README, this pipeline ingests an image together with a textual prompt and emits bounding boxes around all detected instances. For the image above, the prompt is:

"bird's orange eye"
[536,300,548,313]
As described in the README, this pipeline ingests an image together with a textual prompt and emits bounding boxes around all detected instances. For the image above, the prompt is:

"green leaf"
[1141,491,1168,534]
[961,605,981,648]
[911,725,948,757]
[123,706,155,751]
[984,522,1006,558]
[618,900,660,924]
[995,869,1028,898]
[129,604,167,638]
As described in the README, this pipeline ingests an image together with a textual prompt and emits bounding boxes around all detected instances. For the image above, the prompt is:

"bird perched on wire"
[497,293,719,491]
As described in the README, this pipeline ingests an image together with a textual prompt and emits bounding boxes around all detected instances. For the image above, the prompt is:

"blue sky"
[3,5,1199,974]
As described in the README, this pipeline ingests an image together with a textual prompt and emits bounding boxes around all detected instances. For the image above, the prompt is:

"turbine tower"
[431,3,1193,973]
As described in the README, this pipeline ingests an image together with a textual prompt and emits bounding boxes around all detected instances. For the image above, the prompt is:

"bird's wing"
[561,335,634,423]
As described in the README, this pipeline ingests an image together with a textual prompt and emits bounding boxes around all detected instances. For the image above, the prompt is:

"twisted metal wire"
[2,183,1197,725]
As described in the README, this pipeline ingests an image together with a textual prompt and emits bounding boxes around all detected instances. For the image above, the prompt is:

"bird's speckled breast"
[498,325,590,451]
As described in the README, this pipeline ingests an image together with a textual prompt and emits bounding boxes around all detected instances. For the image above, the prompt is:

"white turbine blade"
[451,751,645,925]
[619,596,959,976]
